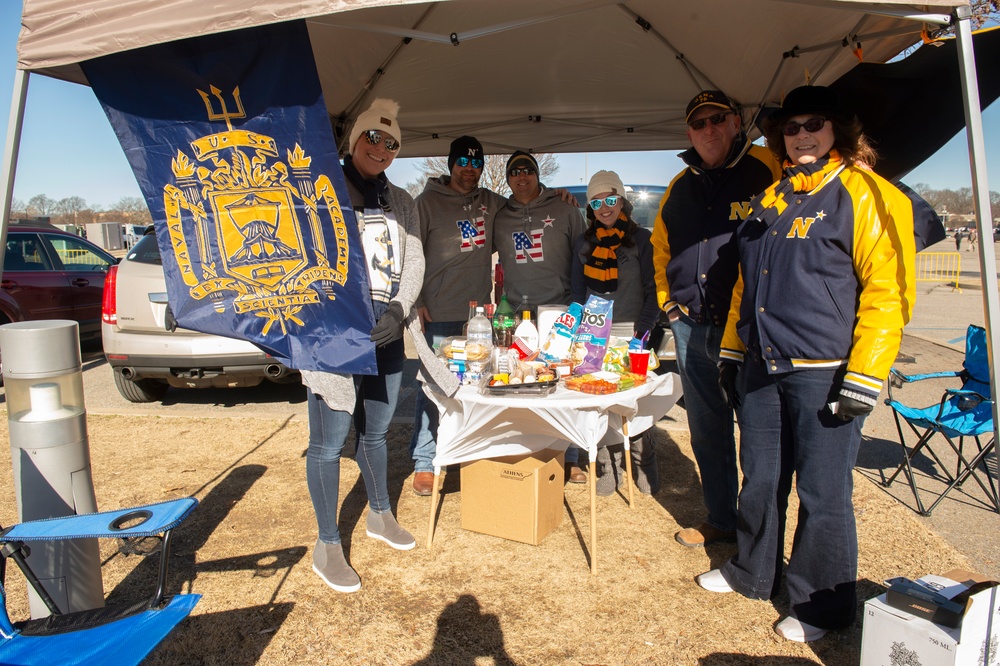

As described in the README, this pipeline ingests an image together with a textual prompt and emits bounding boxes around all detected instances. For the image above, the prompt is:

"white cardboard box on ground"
[860,570,999,666]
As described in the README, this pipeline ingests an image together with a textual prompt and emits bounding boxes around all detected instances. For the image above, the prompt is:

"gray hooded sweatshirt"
[494,184,586,308]
[415,175,506,322]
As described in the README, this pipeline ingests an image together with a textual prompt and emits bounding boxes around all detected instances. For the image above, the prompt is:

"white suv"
[101,231,297,402]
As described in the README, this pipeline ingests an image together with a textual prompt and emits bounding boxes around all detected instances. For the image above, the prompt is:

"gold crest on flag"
[162,85,350,335]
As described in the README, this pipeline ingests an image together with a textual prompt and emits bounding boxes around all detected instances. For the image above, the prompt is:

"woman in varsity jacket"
[697,86,916,643]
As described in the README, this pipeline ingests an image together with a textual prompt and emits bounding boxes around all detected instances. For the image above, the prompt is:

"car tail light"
[102,265,118,325]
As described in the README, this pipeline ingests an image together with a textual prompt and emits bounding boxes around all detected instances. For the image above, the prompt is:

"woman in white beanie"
[570,170,659,496]
[301,98,427,593]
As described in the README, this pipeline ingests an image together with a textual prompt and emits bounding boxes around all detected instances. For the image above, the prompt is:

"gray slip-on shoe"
[312,539,361,593]
[366,510,416,551]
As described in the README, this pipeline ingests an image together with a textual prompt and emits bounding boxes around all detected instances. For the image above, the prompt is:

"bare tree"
[8,197,26,219]
[405,180,424,199]
[27,194,56,217]
[412,153,560,198]
[107,196,153,227]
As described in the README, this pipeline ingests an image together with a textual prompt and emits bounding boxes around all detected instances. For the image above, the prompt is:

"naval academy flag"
[83,21,377,375]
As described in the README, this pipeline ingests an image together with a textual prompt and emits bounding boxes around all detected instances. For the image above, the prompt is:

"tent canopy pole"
[0,68,30,276]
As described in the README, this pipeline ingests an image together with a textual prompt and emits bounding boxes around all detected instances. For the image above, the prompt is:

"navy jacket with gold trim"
[720,153,916,406]
[651,134,781,326]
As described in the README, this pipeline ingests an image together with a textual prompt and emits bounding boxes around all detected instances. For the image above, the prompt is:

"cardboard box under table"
[460,449,564,545]
[860,570,999,666]
[423,371,682,573]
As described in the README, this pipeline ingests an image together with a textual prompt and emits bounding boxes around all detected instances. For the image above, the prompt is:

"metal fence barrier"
[915,252,961,292]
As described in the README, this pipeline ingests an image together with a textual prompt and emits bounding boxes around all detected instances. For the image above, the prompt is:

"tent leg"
[1,69,29,273]
[954,8,1000,503]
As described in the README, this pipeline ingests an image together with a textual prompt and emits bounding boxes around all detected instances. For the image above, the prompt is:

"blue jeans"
[669,315,738,532]
[721,359,862,630]
[306,341,403,544]
[410,320,465,472]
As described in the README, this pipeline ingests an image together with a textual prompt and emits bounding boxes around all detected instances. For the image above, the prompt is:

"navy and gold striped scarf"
[583,217,628,292]
[751,151,843,227]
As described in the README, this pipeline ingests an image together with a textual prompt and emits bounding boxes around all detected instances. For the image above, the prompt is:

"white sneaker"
[775,616,828,642]
[696,569,733,593]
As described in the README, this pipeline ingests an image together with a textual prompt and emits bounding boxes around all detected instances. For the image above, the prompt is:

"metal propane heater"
[0,320,104,618]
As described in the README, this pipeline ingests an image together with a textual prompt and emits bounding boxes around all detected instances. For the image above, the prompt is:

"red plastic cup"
[628,350,650,375]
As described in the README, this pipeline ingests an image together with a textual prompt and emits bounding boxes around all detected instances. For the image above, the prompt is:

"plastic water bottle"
[465,306,494,383]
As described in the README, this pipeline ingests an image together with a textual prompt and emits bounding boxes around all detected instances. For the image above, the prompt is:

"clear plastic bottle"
[465,306,494,383]
[515,294,530,326]
[461,300,478,336]
[513,310,539,353]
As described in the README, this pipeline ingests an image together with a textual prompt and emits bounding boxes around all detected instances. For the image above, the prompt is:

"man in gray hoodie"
[410,136,506,495]
[494,151,586,313]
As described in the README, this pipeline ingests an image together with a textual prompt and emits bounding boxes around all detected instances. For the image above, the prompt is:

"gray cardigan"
[302,177,458,412]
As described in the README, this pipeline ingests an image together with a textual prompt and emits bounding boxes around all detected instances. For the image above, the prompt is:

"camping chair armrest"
[0,498,197,542]
[890,368,961,385]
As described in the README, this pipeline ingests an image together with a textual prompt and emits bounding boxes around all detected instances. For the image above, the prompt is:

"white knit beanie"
[348,98,401,153]
[587,170,626,202]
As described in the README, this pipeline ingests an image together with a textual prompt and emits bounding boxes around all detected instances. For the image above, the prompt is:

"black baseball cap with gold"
[685,90,735,123]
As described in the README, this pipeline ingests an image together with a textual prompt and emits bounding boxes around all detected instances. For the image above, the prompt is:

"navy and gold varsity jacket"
[651,134,782,326]
[719,152,916,407]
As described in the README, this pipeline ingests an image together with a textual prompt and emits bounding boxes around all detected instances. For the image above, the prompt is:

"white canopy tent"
[3,1,997,440]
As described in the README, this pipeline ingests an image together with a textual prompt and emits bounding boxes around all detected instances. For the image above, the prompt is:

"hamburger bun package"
[572,295,614,375]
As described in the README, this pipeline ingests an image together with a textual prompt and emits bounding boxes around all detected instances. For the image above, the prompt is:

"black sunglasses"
[508,167,536,177]
[363,129,399,152]
[688,112,732,131]
[455,156,484,169]
[780,117,827,136]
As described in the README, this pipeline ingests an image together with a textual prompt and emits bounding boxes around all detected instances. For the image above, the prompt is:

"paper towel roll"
[537,304,569,343]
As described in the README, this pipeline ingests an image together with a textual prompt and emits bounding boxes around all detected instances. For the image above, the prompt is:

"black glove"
[835,395,873,421]
[370,301,404,347]
[717,361,741,411]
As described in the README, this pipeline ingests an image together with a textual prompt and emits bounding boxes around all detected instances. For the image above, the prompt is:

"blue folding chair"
[883,325,999,516]
[0,498,200,666]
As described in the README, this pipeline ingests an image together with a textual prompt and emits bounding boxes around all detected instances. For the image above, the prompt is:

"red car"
[1,220,118,339]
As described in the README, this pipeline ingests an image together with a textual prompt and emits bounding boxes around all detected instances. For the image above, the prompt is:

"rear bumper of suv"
[102,323,296,384]
[107,353,293,382]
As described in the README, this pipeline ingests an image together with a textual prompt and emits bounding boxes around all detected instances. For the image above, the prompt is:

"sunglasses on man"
[688,111,732,131]
[455,156,484,169]
[507,167,537,177]
[363,129,399,152]
[588,195,620,210]
[780,117,828,136]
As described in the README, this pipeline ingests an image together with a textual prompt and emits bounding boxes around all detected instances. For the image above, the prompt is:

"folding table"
[423,372,682,573]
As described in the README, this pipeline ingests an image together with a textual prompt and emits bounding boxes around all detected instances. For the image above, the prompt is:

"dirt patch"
[0,413,968,664]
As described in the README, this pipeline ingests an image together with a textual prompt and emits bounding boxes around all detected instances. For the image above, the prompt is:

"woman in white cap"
[301,98,424,593]
[571,170,659,496]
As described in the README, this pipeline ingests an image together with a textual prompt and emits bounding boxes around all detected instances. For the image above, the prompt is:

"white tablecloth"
[425,372,682,468]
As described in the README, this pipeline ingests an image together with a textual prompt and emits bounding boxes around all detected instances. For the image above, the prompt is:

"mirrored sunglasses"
[780,117,827,136]
[688,111,732,131]
[589,195,620,210]
[363,129,399,152]
[456,156,484,169]
[507,167,537,177]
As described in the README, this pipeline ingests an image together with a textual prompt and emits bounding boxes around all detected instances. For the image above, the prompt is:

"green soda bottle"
[493,295,516,348]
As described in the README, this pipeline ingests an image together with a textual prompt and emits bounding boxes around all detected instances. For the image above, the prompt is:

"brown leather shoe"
[675,522,736,548]
[412,472,435,496]
[567,464,587,484]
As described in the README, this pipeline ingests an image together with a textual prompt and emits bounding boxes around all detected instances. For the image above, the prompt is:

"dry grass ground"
[0,412,969,665]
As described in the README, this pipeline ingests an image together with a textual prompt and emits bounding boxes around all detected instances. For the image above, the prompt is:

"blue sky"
[2,0,997,210]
